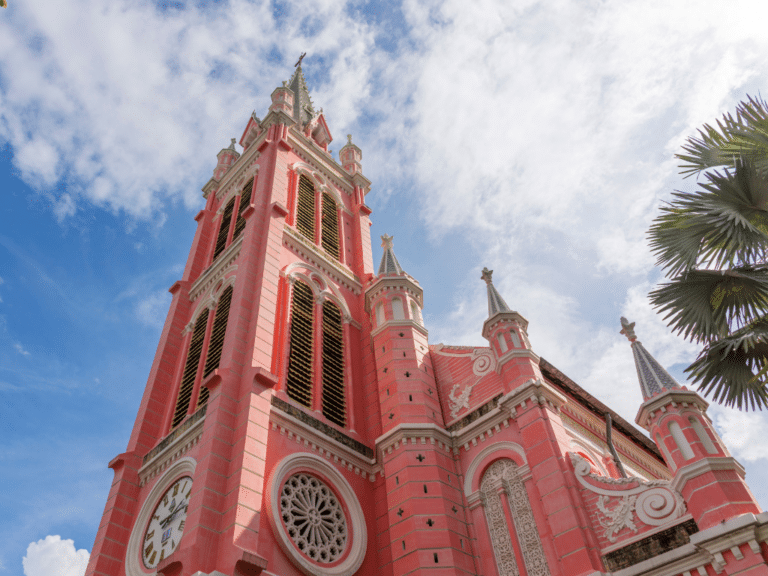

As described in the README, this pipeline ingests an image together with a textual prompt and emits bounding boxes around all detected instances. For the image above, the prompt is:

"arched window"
[392,297,404,320]
[172,310,209,428]
[231,177,254,241]
[375,302,385,326]
[171,285,234,428]
[497,333,508,353]
[655,432,676,471]
[213,197,236,260]
[321,301,345,426]
[668,420,694,460]
[285,280,348,427]
[296,175,315,241]
[212,177,255,262]
[321,193,340,261]
[689,416,718,454]
[286,280,314,408]
[410,301,422,325]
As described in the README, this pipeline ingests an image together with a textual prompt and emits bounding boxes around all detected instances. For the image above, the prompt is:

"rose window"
[279,473,348,563]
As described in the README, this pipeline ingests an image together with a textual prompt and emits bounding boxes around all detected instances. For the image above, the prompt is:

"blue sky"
[2,0,768,574]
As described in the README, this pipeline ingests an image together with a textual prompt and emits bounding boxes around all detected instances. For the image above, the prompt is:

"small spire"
[378,234,404,275]
[620,317,682,400]
[347,134,353,145]
[287,54,315,125]
[481,267,511,317]
[228,138,237,150]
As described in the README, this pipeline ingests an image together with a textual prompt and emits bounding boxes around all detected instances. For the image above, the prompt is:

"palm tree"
[648,95,768,410]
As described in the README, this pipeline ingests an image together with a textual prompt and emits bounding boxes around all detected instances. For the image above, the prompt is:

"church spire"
[481,267,511,317]
[620,317,682,400]
[378,234,404,276]
[287,55,315,126]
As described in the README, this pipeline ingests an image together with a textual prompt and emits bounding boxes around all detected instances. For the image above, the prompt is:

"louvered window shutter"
[286,280,314,408]
[231,177,253,241]
[296,176,315,241]
[213,197,236,260]
[321,301,345,426]
[321,193,340,260]
[203,285,233,381]
[172,311,209,428]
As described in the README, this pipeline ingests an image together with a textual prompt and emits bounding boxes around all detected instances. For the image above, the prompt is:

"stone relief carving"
[597,494,638,542]
[481,459,551,576]
[448,381,476,419]
[570,453,686,543]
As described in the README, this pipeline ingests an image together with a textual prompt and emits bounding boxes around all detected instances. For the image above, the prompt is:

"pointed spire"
[287,55,315,126]
[378,234,404,276]
[481,267,511,317]
[620,317,682,400]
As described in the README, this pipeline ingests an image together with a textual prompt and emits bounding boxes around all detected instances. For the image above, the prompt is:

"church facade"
[85,65,768,576]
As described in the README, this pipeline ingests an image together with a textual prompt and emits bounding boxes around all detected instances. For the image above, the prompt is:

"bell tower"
[85,62,381,576]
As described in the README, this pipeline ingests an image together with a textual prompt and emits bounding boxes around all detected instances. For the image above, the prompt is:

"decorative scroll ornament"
[449,381,476,418]
[472,348,496,376]
[570,453,686,543]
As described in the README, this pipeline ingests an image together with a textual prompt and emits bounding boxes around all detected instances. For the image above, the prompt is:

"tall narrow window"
[286,281,314,408]
[669,421,694,460]
[321,301,345,426]
[689,417,718,454]
[231,178,254,241]
[410,301,422,325]
[392,297,404,320]
[321,193,340,260]
[172,311,209,428]
[296,176,315,241]
[376,302,385,326]
[213,197,236,260]
[203,286,233,378]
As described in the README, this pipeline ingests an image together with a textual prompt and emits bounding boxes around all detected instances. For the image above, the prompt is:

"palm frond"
[649,268,768,342]
[648,162,768,276]
[677,95,768,177]
[686,318,768,410]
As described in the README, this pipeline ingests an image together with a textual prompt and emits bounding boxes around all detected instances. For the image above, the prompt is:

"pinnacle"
[620,317,682,400]
[482,267,511,317]
[378,234,404,276]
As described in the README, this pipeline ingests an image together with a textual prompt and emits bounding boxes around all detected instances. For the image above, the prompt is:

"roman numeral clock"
[141,476,192,568]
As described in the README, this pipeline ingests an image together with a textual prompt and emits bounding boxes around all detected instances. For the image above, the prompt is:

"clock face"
[142,476,192,569]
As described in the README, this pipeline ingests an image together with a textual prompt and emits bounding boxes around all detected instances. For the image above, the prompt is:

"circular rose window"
[280,473,348,563]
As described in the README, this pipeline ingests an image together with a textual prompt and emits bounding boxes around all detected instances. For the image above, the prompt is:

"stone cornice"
[282,227,362,295]
[365,275,424,309]
[138,406,207,486]
[374,423,454,462]
[613,513,768,576]
[636,389,709,430]
[370,319,428,339]
[670,456,746,494]
[188,235,243,302]
[482,310,529,339]
[270,400,376,479]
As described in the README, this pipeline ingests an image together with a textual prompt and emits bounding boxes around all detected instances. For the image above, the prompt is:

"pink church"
[85,64,768,576]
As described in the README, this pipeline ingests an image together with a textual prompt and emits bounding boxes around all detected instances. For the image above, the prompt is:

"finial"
[347,134,353,145]
[620,317,637,342]
[282,81,287,87]
[381,234,394,249]
[481,267,493,284]
[229,138,236,150]
[295,52,307,68]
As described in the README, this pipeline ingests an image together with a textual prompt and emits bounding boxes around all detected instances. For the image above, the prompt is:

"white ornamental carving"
[481,460,551,576]
[448,381,476,419]
[570,453,686,543]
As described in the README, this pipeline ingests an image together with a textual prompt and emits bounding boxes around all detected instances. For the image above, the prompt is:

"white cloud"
[712,405,768,462]
[0,0,376,221]
[13,342,31,357]
[135,292,171,328]
[23,535,89,576]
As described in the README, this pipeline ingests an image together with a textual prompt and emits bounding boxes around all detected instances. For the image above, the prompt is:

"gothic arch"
[218,166,260,209]
[184,271,237,334]
[464,441,527,497]
[283,262,352,321]
[290,162,348,212]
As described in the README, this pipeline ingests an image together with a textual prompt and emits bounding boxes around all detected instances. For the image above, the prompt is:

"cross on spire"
[294,52,306,67]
